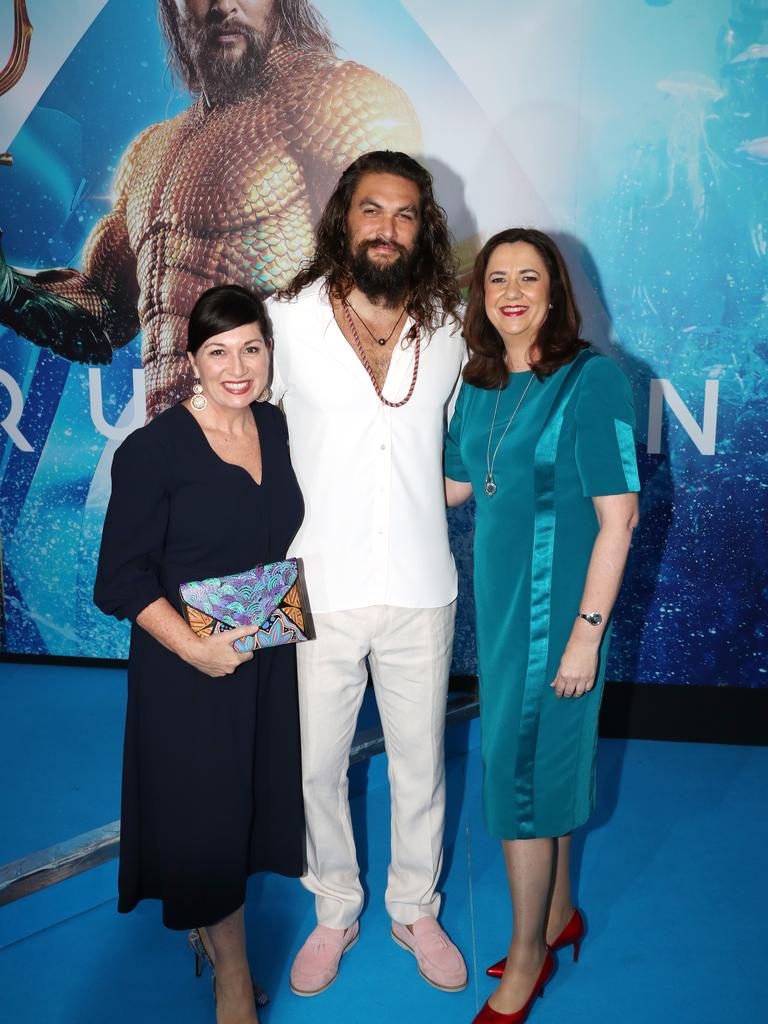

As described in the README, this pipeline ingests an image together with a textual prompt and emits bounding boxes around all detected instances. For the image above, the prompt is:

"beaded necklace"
[341,301,420,409]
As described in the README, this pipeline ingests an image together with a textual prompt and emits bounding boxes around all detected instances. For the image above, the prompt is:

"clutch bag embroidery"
[179,558,314,652]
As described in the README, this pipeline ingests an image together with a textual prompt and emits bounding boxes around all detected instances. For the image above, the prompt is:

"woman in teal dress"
[445,229,640,1024]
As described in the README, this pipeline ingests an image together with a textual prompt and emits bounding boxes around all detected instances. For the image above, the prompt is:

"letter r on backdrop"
[0,368,33,451]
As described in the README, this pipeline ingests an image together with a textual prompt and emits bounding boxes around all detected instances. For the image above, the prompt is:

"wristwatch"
[577,611,603,626]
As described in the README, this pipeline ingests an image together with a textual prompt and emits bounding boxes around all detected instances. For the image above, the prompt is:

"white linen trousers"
[297,601,456,929]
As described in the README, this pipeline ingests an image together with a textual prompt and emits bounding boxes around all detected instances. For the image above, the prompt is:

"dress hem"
[484,806,593,842]
[117,862,307,931]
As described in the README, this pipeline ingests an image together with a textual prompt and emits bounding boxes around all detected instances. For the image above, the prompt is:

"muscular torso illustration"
[0,44,420,418]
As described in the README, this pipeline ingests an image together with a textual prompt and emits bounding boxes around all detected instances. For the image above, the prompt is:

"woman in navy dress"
[94,285,305,1024]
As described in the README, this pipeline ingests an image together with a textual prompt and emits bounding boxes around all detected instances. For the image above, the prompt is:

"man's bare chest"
[355,341,394,389]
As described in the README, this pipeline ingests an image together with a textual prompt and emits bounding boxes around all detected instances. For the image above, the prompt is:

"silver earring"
[258,385,273,403]
[548,303,553,309]
[191,379,207,411]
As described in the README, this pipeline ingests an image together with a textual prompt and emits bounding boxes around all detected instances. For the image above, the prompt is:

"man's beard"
[348,240,418,306]
[178,12,274,105]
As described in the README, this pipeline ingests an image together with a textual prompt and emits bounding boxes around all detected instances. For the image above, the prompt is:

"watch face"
[587,612,603,626]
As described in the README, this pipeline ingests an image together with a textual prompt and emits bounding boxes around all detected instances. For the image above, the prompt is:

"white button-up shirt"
[268,281,464,612]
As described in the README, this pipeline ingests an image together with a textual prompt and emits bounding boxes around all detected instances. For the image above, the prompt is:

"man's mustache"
[360,239,409,259]
[199,19,254,44]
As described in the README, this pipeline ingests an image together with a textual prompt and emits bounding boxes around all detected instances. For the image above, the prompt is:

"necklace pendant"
[377,338,386,346]
[484,476,497,497]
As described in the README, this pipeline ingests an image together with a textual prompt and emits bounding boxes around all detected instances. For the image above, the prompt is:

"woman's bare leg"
[489,837,553,1013]
[546,833,576,944]
[203,905,258,1024]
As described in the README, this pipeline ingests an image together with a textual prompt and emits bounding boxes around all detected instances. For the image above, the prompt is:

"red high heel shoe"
[472,952,555,1023]
[485,909,585,978]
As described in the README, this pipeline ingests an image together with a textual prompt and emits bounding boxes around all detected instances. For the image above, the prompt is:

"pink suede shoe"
[391,917,467,992]
[289,921,359,996]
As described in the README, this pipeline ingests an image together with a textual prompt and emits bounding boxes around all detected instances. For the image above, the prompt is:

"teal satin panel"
[614,418,641,491]
[513,349,596,838]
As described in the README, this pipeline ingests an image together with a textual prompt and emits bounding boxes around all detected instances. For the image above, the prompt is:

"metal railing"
[0,689,479,907]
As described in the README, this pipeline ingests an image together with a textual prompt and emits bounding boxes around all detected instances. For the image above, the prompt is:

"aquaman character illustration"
[0,0,421,417]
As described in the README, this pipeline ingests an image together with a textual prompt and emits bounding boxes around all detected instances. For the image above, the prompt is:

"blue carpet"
[0,663,125,863]
[1,727,766,1023]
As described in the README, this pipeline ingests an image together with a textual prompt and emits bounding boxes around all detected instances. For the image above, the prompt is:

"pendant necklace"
[346,299,406,346]
[485,372,535,496]
[341,301,420,408]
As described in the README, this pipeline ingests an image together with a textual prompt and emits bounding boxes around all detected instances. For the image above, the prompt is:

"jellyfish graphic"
[655,72,725,227]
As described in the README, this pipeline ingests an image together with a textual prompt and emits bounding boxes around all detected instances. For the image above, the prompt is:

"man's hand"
[0,229,113,363]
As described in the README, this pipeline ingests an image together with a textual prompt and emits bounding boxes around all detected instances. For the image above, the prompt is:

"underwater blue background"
[0,0,765,684]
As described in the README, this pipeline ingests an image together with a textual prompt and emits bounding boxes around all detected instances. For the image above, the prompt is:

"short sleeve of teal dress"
[447,351,639,840]
[574,356,640,496]
[444,383,471,482]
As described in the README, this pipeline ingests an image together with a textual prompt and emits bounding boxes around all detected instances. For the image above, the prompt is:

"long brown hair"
[158,0,335,95]
[281,151,461,333]
[463,228,587,388]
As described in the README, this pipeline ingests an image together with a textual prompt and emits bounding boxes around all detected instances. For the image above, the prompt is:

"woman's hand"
[550,636,599,699]
[135,599,260,677]
[549,492,639,699]
[182,624,260,678]
[445,477,473,507]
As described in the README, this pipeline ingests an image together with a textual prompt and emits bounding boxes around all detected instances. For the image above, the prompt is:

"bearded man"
[267,150,468,997]
[0,0,420,418]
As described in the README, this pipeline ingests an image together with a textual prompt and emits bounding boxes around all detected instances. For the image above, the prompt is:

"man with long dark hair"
[269,150,468,998]
[0,0,420,418]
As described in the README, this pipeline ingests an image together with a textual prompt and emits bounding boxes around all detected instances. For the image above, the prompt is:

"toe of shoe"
[290,965,335,995]
[420,965,468,990]
[418,947,467,989]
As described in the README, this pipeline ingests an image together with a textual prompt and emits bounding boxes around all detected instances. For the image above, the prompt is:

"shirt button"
[380,443,386,450]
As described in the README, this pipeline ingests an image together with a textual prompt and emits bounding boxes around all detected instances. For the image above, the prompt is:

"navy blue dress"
[94,401,306,929]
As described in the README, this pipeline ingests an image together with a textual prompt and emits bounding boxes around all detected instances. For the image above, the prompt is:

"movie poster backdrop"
[0,0,765,685]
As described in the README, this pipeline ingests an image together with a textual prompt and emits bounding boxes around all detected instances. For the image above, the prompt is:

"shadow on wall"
[426,153,481,279]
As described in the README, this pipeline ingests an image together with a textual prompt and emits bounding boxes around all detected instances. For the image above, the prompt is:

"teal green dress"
[445,350,640,839]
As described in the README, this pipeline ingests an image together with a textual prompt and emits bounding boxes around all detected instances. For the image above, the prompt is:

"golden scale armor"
[1,43,421,418]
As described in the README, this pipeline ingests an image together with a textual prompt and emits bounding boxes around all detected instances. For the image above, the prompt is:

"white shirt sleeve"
[266,295,287,404]
[445,326,468,427]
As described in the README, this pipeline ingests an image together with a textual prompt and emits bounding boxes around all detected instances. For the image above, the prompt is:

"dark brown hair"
[281,150,461,333]
[158,0,335,94]
[463,228,587,388]
[187,285,271,354]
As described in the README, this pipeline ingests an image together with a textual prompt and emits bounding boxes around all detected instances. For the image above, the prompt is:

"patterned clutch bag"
[179,558,315,652]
